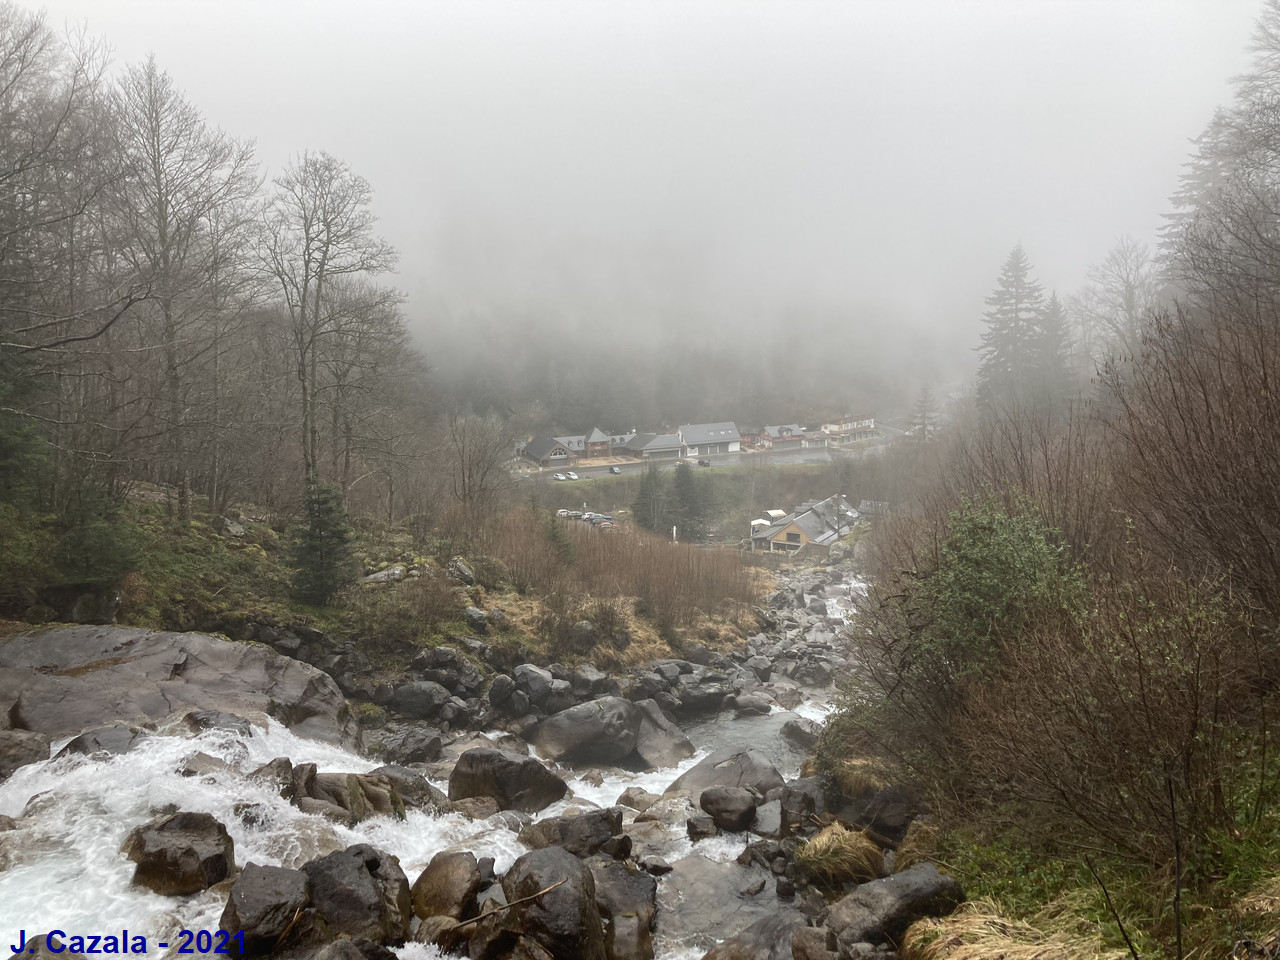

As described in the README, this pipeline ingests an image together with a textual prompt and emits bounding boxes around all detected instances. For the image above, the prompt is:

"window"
[786,532,801,543]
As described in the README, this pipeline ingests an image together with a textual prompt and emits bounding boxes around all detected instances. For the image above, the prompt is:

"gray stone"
[667,748,785,797]
[389,681,451,721]
[588,858,657,960]
[514,663,554,706]
[632,699,696,768]
[700,786,758,833]
[780,717,822,751]
[825,863,964,948]
[0,729,50,779]
[700,909,807,960]
[301,844,412,945]
[464,606,488,634]
[518,807,625,858]
[121,811,235,896]
[410,851,482,921]
[363,565,406,584]
[525,697,642,765]
[447,748,568,813]
[218,863,311,954]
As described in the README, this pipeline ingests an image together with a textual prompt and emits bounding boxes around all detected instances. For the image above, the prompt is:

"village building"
[679,422,741,457]
[749,495,859,553]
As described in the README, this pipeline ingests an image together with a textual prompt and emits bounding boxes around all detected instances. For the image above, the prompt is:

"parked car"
[568,511,583,519]
[566,471,579,480]
[553,472,567,481]
[556,508,570,516]
[697,458,711,467]
[609,466,622,475]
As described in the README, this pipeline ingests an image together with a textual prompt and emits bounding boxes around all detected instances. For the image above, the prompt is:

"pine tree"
[672,461,707,542]
[910,385,940,442]
[632,464,667,533]
[1032,292,1074,407]
[977,245,1045,410]
[291,482,356,605]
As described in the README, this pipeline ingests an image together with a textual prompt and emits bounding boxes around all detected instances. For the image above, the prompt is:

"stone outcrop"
[121,811,235,896]
[0,625,359,748]
[824,863,964,948]
[447,747,568,812]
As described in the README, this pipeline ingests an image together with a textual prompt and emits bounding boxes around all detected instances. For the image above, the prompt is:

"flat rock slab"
[0,626,359,749]
[656,854,781,952]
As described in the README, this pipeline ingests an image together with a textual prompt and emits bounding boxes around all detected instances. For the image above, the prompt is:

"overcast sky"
[33,0,1265,373]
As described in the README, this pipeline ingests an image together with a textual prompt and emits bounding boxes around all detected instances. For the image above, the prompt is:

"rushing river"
[0,575,859,959]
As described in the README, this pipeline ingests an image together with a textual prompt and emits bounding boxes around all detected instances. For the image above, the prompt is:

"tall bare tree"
[260,151,396,489]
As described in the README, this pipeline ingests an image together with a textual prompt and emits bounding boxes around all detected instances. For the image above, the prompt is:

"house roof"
[764,424,804,439]
[624,433,656,451]
[647,433,683,450]
[586,427,610,444]
[751,495,860,545]
[678,421,741,445]
[554,435,586,450]
[524,437,571,460]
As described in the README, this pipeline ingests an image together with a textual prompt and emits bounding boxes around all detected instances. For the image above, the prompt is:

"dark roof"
[764,424,803,439]
[586,427,610,444]
[624,433,657,451]
[554,435,586,450]
[752,495,859,545]
[524,437,571,460]
[679,422,741,445]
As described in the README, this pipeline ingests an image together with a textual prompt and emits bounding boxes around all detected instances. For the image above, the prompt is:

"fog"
[34,0,1261,405]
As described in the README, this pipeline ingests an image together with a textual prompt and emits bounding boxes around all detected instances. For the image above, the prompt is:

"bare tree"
[443,411,514,521]
[1071,236,1159,368]
[260,151,396,488]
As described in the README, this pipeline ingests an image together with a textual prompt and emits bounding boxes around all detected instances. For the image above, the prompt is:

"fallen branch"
[454,879,567,930]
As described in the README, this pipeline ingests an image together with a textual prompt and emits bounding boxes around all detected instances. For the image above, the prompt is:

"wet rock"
[616,786,661,813]
[469,846,608,960]
[518,807,625,859]
[0,625,359,749]
[632,699,695,768]
[377,726,443,764]
[180,752,235,779]
[121,811,235,896]
[700,786,759,833]
[219,863,312,955]
[824,863,964,948]
[752,799,784,838]
[700,909,808,960]
[641,856,672,876]
[588,858,657,960]
[525,697,642,765]
[514,663,555,707]
[657,854,780,950]
[488,673,516,705]
[449,796,501,820]
[389,681,452,721]
[780,718,822,751]
[184,710,255,738]
[301,844,412,945]
[728,694,772,717]
[448,747,568,812]
[56,722,147,758]
[249,756,295,799]
[368,764,448,813]
[667,748,785,797]
[0,729,50,779]
[687,816,718,841]
[410,851,482,921]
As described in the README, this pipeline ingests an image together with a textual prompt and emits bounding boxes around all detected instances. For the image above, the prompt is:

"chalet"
[554,435,588,456]
[820,415,877,444]
[522,437,575,467]
[585,427,612,458]
[802,430,829,449]
[760,424,803,449]
[749,495,859,553]
[622,433,684,459]
[679,422,741,457]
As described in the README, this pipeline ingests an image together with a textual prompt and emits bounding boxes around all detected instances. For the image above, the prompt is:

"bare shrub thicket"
[480,505,757,638]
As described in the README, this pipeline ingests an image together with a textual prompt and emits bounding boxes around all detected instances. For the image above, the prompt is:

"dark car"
[697,458,711,467]
[609,466,622,474]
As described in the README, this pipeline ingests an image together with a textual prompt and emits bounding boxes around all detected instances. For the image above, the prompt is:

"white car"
[553,473,567,481]
[566,471,579,480]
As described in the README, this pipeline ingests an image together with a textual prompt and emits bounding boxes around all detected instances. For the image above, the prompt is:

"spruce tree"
[291,482,356,605]
[632,464,667,533]
[1032,292,1074,407]
[977,245,1045,409]
[672,460,707,542]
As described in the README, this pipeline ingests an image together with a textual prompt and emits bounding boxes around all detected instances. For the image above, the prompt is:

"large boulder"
[632,700,695,768]
[513,663,555,707]
[470,847,608,960]
[824,863,964,948]
[294,772,406,826]
[667,749,785,797]
[121,811,235,896]
[448,748,568,813]
[0,626,359,748]
[656,854,781,951]
[699,787,758,833]
[410,851,483,921]
[518,807,625,859]
[588,858,658,960]
[699,910,808,960]
[0,729,50,779]
[301,844,412,945]
[55,722,147,758]
[388,681,452,721]
[525,697,642,765]
[219,863,313,956]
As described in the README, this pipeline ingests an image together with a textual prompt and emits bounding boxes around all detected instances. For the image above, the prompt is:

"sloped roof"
[524,437,571,460]
[624,433,657,451]
[554,435,586,450]
[586,427,610,444]
[679,421,741,445]
[752,495,859,545]
[764,424,804,439]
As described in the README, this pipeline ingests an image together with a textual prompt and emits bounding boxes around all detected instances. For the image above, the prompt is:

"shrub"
[290,482,356,606]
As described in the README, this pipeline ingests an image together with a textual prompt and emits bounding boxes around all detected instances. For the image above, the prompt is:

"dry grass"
[900,899,1129,960]
[832,756,890,799]
[895,820,940,872]
[794,823,885,885]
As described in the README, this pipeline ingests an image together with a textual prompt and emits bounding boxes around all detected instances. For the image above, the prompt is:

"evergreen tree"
[672,461,707,542]
[1032,292,1074,407]
[977,245,1045,409]
[291,482,356,605]
[632,464,667,533]
[910,385,940,442]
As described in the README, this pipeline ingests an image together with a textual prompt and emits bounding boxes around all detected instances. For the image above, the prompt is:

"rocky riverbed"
[0,560,963,960]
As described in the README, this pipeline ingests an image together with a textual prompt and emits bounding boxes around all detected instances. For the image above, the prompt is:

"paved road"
[517,444,880,482]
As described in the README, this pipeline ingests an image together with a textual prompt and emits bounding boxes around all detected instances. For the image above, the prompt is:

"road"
[516,443,884,482]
